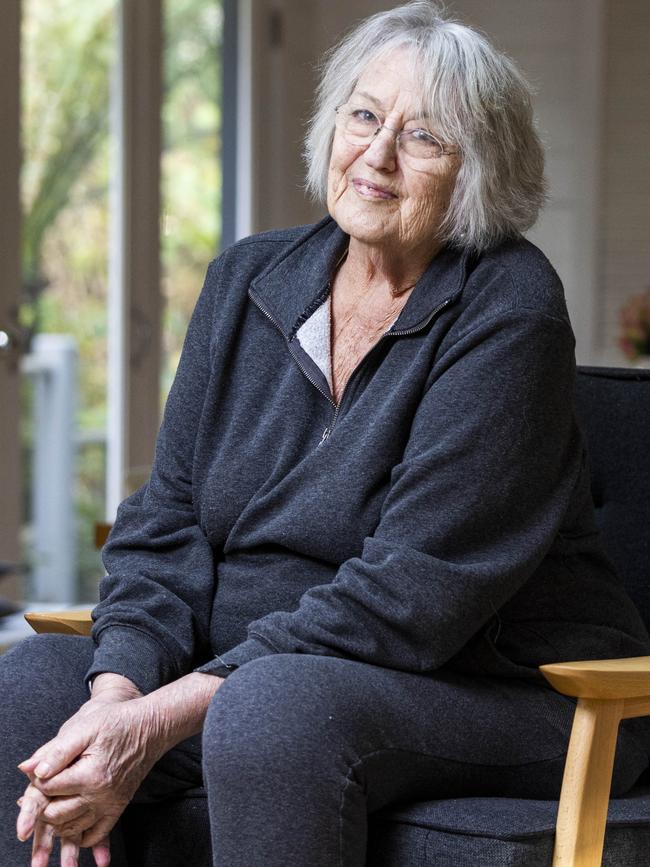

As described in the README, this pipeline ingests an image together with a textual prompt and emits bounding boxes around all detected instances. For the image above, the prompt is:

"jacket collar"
[249,216,472,337]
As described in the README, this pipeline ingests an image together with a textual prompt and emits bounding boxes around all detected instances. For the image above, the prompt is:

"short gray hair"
[304,0,547,253]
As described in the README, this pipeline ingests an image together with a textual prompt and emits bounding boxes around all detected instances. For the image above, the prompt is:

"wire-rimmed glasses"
[334,102,458,166]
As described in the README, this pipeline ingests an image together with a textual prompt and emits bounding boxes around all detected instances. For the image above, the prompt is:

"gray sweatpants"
[1,633,649,866]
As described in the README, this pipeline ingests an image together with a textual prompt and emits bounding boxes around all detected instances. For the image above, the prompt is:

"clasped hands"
[16,673,164,867]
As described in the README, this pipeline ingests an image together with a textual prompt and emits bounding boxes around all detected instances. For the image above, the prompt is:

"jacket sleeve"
[196,305,581,677]
[86,259,223,695]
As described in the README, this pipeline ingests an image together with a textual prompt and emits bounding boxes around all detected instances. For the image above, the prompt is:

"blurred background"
[0,0,648,618]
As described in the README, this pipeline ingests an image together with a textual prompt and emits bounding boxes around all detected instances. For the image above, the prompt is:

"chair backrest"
[575,366,650,632]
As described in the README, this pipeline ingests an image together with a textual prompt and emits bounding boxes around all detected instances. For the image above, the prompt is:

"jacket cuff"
[85,626,174,696]
[194,636,274,679]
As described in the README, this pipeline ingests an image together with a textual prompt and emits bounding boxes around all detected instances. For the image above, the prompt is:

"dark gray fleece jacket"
[86,217,650,695]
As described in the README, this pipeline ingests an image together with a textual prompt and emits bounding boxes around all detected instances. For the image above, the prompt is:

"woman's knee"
[2,632,92,685]
[0,634,94,732]
[202,654,353,784]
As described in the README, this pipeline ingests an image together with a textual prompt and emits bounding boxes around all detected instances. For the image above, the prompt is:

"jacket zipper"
[249,288,336,408]
[250,288,455,445]
[320,295,456,443]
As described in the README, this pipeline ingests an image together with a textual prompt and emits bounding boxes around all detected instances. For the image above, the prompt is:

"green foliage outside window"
[21,0,222,600]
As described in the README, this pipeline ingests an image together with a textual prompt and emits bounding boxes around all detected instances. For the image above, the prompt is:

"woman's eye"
[351,108,378,124]
[411,128,438,144]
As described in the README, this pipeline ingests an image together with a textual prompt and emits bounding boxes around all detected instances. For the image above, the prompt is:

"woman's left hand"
[16,693,167,862]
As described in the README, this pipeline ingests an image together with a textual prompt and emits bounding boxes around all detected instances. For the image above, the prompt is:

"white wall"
[448,0,605,362]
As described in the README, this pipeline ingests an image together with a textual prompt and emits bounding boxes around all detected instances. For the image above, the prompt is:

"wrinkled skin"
[16,670,220,867]
[16,676,159,867]
[327,46,460,283]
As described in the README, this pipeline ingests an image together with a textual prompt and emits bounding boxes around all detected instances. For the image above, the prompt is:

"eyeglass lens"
[337,104,445,159]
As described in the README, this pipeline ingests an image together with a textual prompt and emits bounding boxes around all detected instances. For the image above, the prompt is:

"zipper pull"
[319,427,330,445]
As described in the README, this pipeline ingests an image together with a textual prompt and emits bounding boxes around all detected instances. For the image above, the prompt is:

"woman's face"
[327,48,460,257]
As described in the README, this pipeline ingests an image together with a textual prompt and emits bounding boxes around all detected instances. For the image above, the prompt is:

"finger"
[80,815,119,849]
[32,759,102,798]
[60,835,81,867]
[21,730,91,781]
[42,796,90,828]
[55,811,95,840]
[92,838,111,867]
[17,783,49,842]
[30,819,55,867]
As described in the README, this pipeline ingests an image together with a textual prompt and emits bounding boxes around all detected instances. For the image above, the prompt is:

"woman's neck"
[344,236,441,298]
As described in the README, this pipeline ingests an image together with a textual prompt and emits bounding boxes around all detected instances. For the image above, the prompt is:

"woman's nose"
[363,126,398,171]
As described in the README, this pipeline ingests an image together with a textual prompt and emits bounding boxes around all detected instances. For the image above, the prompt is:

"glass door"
[20,0,118,603]
[0,0,223,613]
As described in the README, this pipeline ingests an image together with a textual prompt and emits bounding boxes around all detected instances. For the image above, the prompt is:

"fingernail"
[34,762,51,778]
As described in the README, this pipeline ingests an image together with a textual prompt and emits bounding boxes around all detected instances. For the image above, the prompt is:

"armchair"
[25,366,650,866]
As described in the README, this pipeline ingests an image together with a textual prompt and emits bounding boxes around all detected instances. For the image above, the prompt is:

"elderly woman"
[3,2,650,865]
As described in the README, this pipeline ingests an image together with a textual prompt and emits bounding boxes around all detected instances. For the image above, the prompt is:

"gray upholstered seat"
[122,366,650,865]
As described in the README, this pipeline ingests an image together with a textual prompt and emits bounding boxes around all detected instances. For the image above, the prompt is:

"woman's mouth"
[352,178,397,200]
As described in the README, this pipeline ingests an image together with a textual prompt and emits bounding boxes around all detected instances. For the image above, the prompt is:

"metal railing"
[21,334,78,602]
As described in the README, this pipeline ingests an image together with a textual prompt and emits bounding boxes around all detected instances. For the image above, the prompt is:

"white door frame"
[106,0,162,517]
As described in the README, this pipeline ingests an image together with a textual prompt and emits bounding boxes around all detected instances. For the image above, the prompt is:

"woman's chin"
[332,210,395,246]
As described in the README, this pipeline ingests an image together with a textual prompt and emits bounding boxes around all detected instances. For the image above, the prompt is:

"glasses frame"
[334,102,459,163]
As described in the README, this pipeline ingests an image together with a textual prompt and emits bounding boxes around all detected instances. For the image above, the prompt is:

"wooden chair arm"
[540,656,650,866]
[24,609,93,636]
[540,655,650,706]
[94,522,113,549]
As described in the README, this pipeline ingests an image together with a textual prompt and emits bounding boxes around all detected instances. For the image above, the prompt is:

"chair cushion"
[375,785,650,837]
[122,785,650,866]
[368,786,650,866]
